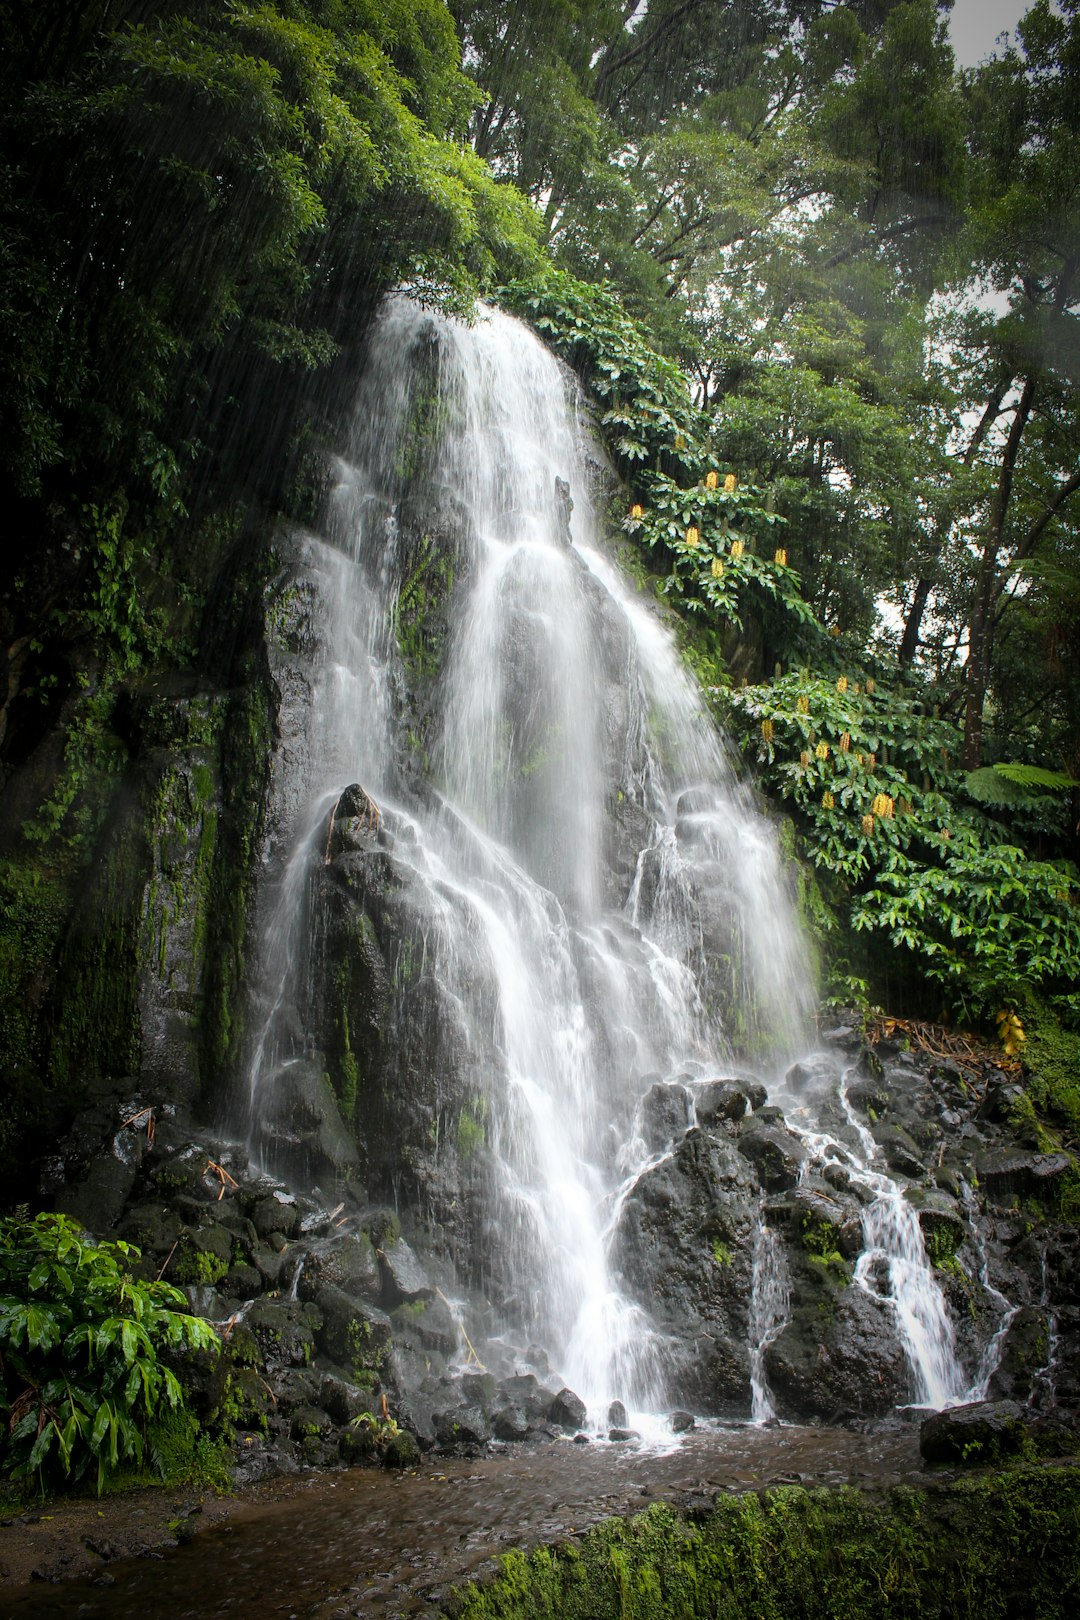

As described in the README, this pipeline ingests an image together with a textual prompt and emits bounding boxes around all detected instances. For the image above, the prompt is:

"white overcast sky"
[947,0,1036,67]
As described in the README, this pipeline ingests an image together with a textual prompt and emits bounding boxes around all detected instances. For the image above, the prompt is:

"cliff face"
[2,300,1078,1478]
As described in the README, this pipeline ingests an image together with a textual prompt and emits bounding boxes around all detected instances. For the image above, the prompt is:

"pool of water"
[8,1423,927,1618]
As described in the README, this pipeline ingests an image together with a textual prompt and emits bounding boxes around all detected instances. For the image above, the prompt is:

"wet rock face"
[612,1125,761,1411]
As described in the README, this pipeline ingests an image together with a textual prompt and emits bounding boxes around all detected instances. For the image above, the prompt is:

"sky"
[947,0,1033,67]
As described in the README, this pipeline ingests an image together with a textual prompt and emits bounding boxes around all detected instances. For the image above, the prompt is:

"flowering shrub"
[724,671,1080,1018]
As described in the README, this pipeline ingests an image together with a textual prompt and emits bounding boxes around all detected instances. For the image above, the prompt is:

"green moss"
[711,1239,731,1266]
[172,1240,229,1287]
[457,1100,487,1160]
[442,1468,1080,1620]
[394,534,456,685]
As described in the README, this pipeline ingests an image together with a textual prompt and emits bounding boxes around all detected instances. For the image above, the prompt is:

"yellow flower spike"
[685,525,700,546]
[839,731,851,753]
[815,741,829,761]
[828,625,841,638]
[865,678,875,695]
[761,718,774,743]
[836,676,848,694]
[796,695,810,715]
[800,750,811,768]
[630,503,644,520]
[871,792,894,820]
[861,813,875,836]
[724,473,737,493]
[851,683,861,696]
[711,557,724,579]
[730,538,744,560]
[705,470,718,489]
[941,827,951,842]
[774,547,787,567]
[822,790,835,810]
[675,433,686,450]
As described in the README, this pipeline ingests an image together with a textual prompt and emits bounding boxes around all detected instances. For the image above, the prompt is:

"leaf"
[993,762,1078,791]
[963,767,1051,807]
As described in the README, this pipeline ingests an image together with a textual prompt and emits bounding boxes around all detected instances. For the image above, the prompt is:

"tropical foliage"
[0,1212,219,1493]
[726,670,1080,1020]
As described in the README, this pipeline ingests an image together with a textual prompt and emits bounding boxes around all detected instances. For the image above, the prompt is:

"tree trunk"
[961,377,1038,769]
[898,577,932,666]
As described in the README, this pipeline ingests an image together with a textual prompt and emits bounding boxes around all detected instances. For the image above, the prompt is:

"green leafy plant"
[0,1211,218,1493]
[724,670,1080,1018]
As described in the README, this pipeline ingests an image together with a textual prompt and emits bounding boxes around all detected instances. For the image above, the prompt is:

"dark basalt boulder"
[638,1080,693,1151]
[736,1113,806,1191]
[548,1387,588,1429]
[920,1400,1029,1465]
[975,1150,1074,1206]
[763,1258,911,1423]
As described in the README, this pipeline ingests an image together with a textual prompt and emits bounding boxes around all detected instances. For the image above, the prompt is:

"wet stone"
[608,1427,639,1442]
[377,1237,434,1304]
[640,1081,693,1152]
[920,1400,1029,1466]
[693,1080,747,1126]
[435,1405,491,1447]
[670,1410,695,1433]
[548,1387,587,1430]
[493,1406,529,1441]
[607,1399,628,1428]
[736,1115,806,1190]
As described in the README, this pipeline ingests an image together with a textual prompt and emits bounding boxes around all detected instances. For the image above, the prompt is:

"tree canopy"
[1,0,1078,1034]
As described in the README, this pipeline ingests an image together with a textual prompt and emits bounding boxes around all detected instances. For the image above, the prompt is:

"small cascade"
[749,1218,791,1422]
[1031,1248,1062,1409]
[778,1059,966,1410]
[958,1178,1018,1401]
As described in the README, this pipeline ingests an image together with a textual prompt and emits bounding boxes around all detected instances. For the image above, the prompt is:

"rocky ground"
[29,1009,1078,1491]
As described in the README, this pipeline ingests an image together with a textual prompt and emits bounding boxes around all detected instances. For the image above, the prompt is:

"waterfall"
[238,296,980,1428]
[238,297,814,1418]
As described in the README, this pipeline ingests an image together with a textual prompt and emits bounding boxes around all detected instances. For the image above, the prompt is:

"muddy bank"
[4,1424,929,1615]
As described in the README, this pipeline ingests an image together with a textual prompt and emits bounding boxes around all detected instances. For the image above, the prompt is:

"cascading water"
[240,296,815,1425]
[239,295,991,1431]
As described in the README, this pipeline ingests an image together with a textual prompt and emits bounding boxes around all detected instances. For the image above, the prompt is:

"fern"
[992,762,1078,791]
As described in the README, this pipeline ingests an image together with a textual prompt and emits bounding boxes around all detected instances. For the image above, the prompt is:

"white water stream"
[241,298,979,1426]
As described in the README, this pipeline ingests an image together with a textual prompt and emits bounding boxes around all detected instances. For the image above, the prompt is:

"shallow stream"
[8,1425,925,1618]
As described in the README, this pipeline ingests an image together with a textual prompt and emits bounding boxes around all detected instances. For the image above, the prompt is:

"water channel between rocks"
[7,1426,927,1619]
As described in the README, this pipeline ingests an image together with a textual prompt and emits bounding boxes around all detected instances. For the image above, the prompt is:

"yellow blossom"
[675,432,686,450]
[871,793,894,820]
[761,718,774,743]
[828,625,841,638]
[685,525,700,546]
[800,750,810,767]
[865,678,875,694]
[705,470,718,489]
[796,695,810,715]
[724,473,737,493]
[861,813,875,836]
[836,676,848,694]
[822,791,835,810]
[815,741,829,761]
[839,731,851,753]
[865,753,876,770]
[774,547,787,567]
[630,503,644,520]
[711,557,724,578]
[730,538,744,560]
